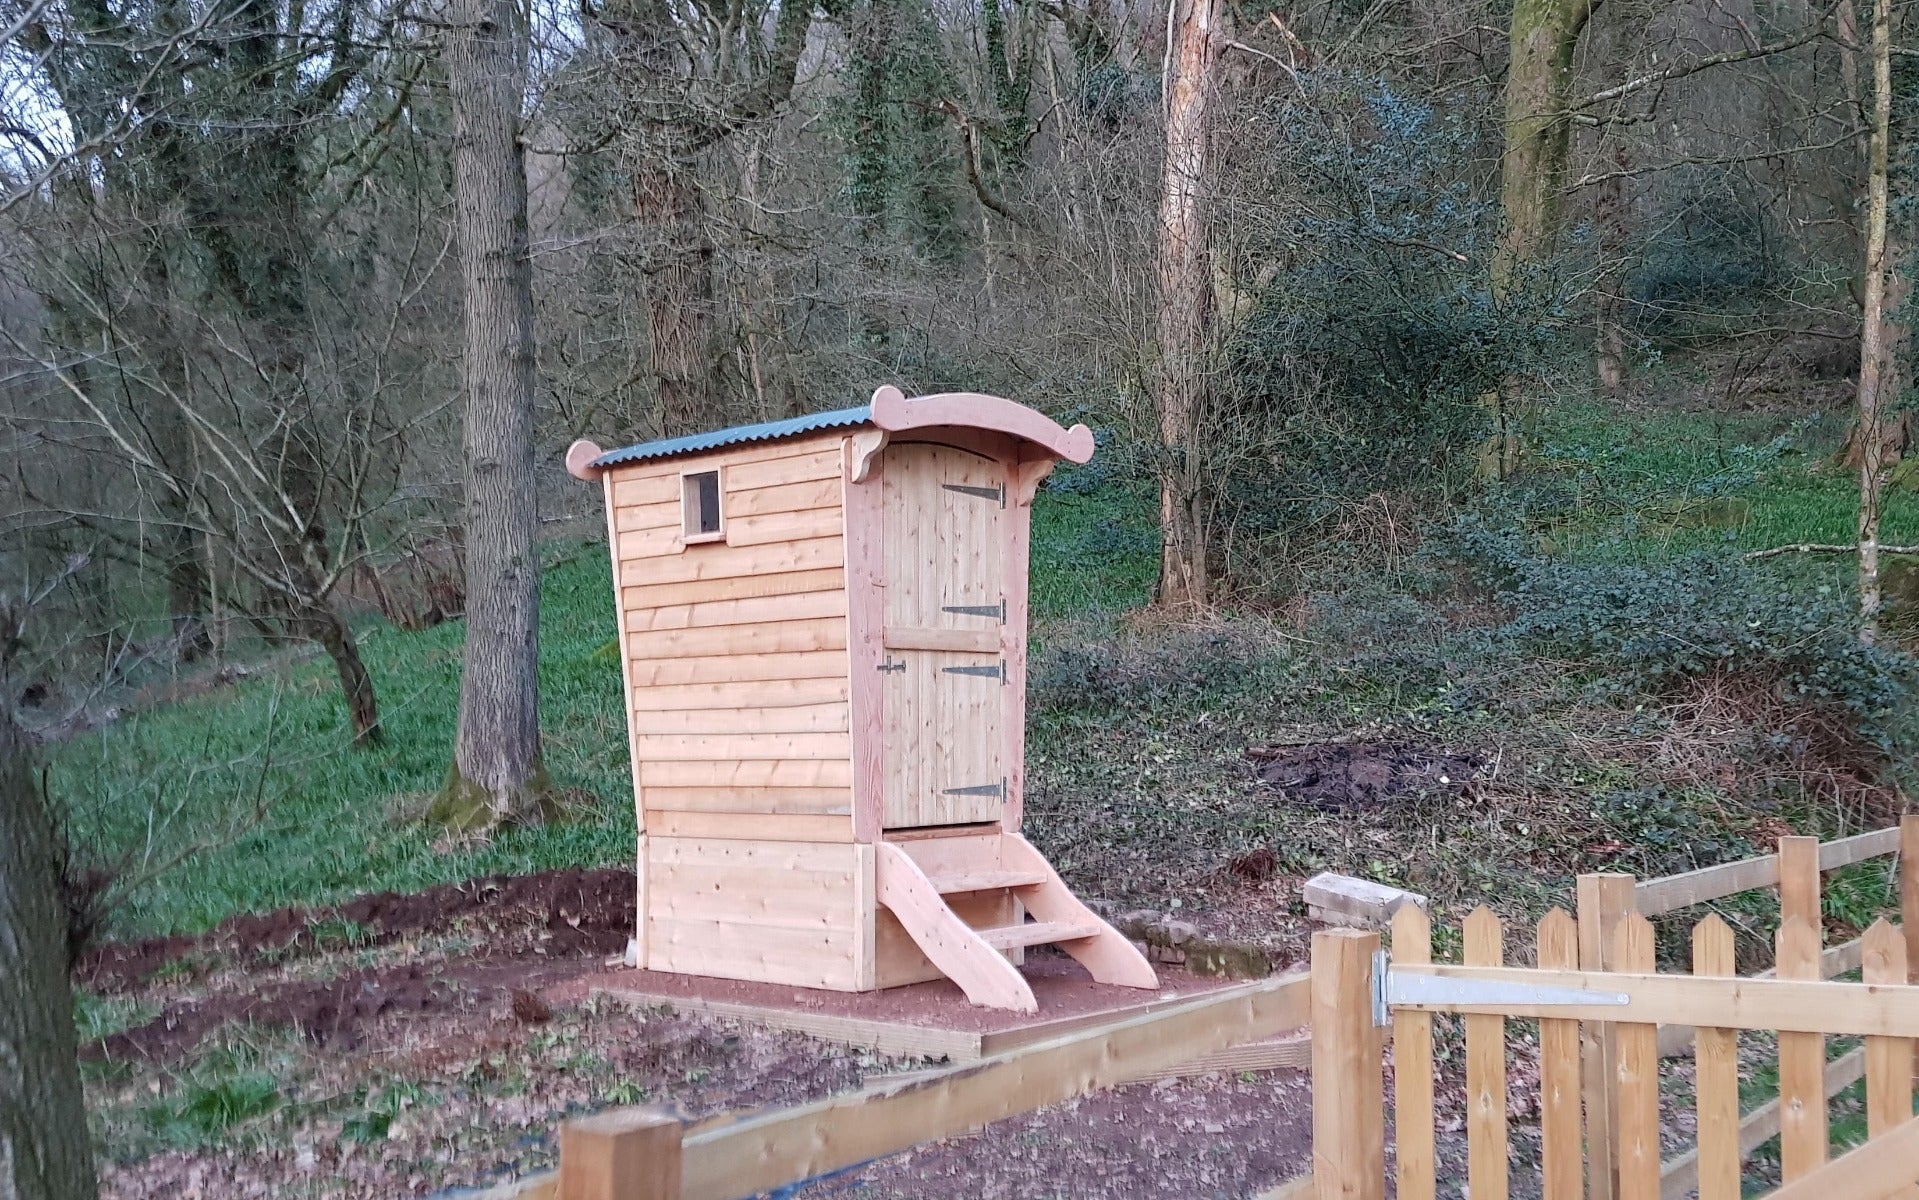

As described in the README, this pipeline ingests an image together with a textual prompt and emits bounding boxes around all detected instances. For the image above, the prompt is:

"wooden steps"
[927,868,1049,894]
[977,920,1101,950]
[874,832,1159,1010]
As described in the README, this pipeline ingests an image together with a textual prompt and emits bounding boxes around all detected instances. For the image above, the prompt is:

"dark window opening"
[682,469,723,541]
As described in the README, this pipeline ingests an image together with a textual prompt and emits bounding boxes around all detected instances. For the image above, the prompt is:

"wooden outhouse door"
[879,442,1009,829]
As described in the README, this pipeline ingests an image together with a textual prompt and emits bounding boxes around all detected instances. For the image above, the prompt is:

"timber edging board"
[472,972,1310,1200]
[589,977,1273,1063]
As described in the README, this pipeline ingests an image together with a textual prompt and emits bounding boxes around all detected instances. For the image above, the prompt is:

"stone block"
[1302,872,1428,929]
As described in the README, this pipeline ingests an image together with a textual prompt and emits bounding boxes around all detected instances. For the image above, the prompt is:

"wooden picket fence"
[476,819,1919,1200]
[1314,821,1919,1200]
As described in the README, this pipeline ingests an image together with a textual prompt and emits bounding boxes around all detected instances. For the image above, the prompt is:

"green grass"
[58,544,636,938]
[1533,401,1919,560]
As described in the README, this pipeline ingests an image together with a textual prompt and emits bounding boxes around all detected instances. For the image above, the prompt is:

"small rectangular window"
[681,468,724,544]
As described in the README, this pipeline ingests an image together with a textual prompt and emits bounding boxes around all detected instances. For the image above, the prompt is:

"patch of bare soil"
[802,1074,1314,1199]
[87,868,1323,1199]
[80,867,634,992]
[92,959,591,1063]
[1246,740,1484,811]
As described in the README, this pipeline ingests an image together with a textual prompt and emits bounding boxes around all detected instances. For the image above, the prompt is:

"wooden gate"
[879,442,1008,828]
[1310,834,1919,1200]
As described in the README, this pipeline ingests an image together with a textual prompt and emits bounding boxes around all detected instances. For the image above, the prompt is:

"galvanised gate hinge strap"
[943,778,1007,799]
[943,482,1006,508]
[942,602,1005,621]
[1369,951,1631,1027]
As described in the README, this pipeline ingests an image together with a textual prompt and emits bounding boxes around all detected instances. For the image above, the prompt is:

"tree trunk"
[1153,0,1221,609]
[298,601,383,747]
[1857,0,1894,645]
[1592,146,1631,399]
[1587,3,1633,401]
[1493,0,1600,294]
[0,698,98,1200]
[435,0,551,831]
[639,161,719,437]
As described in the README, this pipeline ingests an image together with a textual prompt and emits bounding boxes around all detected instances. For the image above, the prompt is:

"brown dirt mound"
[79,867,634,992]
[1246,740,1483,810]
[89,959,589,1063]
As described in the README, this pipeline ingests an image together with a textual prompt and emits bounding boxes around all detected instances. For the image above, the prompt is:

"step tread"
[926,869,1050,894]
[976,920,1103,950]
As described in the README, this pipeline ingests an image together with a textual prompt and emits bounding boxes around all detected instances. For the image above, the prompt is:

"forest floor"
[55,377,1919,1196]
[75,868,1316,1199]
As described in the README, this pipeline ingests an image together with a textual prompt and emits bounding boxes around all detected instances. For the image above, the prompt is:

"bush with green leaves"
[1207,76,1576,569]
[1432,517,1916,752]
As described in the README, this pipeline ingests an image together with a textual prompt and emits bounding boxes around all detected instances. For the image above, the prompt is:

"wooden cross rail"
[1634,826,1906,917]
[488,971,1311,1200]
[1387,961,1919,1035]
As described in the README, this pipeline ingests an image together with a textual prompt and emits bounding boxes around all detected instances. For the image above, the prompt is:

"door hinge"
[877,657,907,674]
[943,778,1007,799]
[943,482,1006,508]
[942,660,1006,683]
[941,602,1005,622]
[1370,951,1630,1027]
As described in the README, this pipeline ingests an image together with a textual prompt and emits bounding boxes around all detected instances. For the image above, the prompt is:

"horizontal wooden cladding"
[651,837,853,871]
[631,704,850,736]
[608,441,846,507]
[619,506,843,561]
[619,536,844,589]
[641,787,851,815]
[624,617,846,661]
[622,567,846,613]
[630,676,849,712]
[631,732,851,761]
[624,589,846,634]
[639,758,854,788]
[642,810,853,842]
[626,650,847,688]
[882,626,1001,654]
[647,918,858,990]
[616,478,842,535]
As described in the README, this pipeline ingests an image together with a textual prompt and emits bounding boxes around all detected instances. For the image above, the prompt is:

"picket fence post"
[1311,928,1385,1200]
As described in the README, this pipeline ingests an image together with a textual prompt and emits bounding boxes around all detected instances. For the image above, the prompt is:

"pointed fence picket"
[1339,819,1919,1200]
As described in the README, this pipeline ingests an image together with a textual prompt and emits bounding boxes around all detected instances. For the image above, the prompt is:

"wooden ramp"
[874,832,1156,1012]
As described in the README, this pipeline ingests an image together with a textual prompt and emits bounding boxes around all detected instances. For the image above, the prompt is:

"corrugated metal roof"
[590,405,874,469]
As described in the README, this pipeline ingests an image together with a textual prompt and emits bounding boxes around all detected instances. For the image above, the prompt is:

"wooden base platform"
[552,952,1312,1072]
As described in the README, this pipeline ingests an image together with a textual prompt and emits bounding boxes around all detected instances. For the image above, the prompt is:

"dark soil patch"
[807,1071,1314,1198]
[79,867,634,992]
[1247,740,1484,811]
[89,958,593,1063]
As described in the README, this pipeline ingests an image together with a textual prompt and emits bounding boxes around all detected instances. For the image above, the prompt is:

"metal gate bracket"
[1371,951,1630,1027]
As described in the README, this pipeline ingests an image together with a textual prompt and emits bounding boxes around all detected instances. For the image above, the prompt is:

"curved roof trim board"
[564,386,1094,481]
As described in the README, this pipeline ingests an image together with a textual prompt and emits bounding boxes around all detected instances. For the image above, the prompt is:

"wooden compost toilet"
[565,385,1157,1012]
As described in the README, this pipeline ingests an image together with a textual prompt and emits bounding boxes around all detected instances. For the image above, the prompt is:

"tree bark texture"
[1856,0,1894,645]
[1153,0,1222,609]
[299,601,383,748]
[1586,3,1633,400]
[0,703,98,1200]
[437,0,549,828]
[638,162,719,438]
[1493,0,1600,294]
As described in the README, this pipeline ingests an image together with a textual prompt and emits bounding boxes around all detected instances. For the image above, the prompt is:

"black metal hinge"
[942,778,1007,799]
[942,482,1005,508]
[941,602,1005,622]
[942,660,1006,683]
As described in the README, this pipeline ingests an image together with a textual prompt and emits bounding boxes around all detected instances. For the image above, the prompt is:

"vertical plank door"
[880,442,1008,828]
